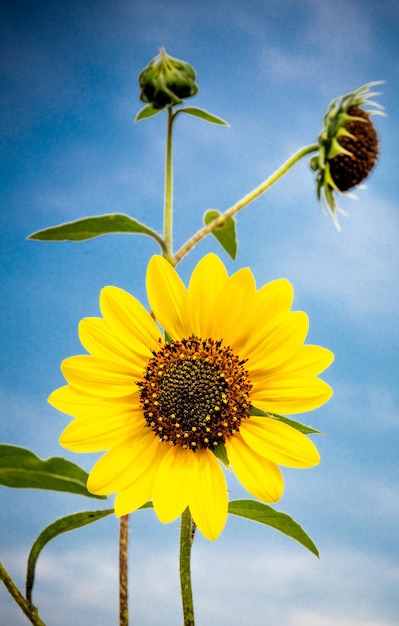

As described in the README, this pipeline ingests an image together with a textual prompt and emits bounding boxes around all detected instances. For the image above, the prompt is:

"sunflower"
[310,81,383,230]
[49,254,333,540]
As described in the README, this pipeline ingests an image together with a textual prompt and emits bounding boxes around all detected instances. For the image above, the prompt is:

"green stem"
[173,143,318,266]
[119,515,129,626]
[179,508,196,626]
[0,562,46,626]
[163,106,176,259]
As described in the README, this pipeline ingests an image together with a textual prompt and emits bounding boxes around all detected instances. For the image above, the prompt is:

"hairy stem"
[163,107,176,258]
[173,143,319,265]
[179,508,196,626]
[0,562,46,626]
[119,515,129,626]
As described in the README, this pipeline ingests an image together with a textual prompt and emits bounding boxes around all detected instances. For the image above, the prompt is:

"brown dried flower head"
[310,82,384,230]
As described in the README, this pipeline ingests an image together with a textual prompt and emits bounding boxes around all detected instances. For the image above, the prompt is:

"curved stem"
[173,143,318,266]
[119,515,129,626]
[179,508,196,626]
[163,107,176,259]
[0,562,46,626]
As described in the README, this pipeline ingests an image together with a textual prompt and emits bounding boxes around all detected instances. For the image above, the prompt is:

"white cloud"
[2,541,398,626]
[253,190,399,327]
[305,0,374,57]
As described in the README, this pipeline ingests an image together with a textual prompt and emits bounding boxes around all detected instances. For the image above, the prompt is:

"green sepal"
[27,213,163,247]
[327,136,353,159]
[203,209,237,260]
[26,509,114,603]
[0,444,106,499]
[249,407,322,435]
[228,499,319,557]
[135,104,163,122]
[177,106,229,126]
[164,330,172,343]
[212,443,229,468]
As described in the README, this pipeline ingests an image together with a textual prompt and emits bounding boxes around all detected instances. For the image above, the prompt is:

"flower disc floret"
[49,253,334,540]
[138,337,252,449]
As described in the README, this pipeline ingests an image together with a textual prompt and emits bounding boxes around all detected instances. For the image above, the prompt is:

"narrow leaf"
[228,499,319,557]
[26,510,114,603]
[135,104,162,122]
[249,407,322,435]
[27,213,162,244]
[178,106,229,126]
[203,209,237,260]
[0,445,105,499]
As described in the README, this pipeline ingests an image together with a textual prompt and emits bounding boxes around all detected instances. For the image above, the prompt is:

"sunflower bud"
[310,82,383,230]
[138,48,199,110]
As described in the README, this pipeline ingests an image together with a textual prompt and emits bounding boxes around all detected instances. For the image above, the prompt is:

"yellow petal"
[79,317,153,364]
[49,384,140,418]
[61,355,141,397]
[212,267,257,350]
[60,409,144,452]
[87,428,165,494]
[255,278,294,319]
[114,469,157,517]
[239,417,320,468]
[269,344,334,377]
[187,254,228,337]
[188,449,228,541]
[152,446,193,523]
[99,286,161,354]
[251,374,333,413]
[246,311,309,372]
[146,255,190,339]
[225,434,284,502]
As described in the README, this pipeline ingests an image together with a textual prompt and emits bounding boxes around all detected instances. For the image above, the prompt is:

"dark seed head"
[329,106,379,192]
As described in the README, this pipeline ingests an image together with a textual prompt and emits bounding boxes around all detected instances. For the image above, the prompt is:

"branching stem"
[173,143,318,265]
[0,562,46,626]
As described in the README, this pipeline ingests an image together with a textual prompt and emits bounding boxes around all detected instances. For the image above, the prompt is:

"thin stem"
[179,508,196,626]
[119,515,129,626]
[163,106,176,258]
[0,562,46,626]
[173,143,319,266]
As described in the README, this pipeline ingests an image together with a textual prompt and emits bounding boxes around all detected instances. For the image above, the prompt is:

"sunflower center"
[137,337,252,450]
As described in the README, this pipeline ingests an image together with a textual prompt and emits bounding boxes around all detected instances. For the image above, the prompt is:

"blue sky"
[1,0,399,624]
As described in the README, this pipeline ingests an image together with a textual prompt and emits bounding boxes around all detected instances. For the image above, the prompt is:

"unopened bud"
[138,48,198,109]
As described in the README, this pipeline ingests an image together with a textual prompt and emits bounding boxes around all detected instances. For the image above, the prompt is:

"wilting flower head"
[138,48,198,109]
[310,82,384,230]
[49,254,333,540]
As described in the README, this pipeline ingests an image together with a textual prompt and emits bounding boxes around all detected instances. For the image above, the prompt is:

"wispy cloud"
[2,541,398,625]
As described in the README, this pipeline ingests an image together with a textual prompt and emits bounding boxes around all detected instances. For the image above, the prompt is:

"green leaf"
[228,499,319,557]
[212,443,229,468]
[0,445,105,499]
[27,213,163,245]
[138,501,154,510]
[178,106,229,126]
[26,509,114,603]
[249,407,322,435]
[203,209,237,260]
[135,104,162,122]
